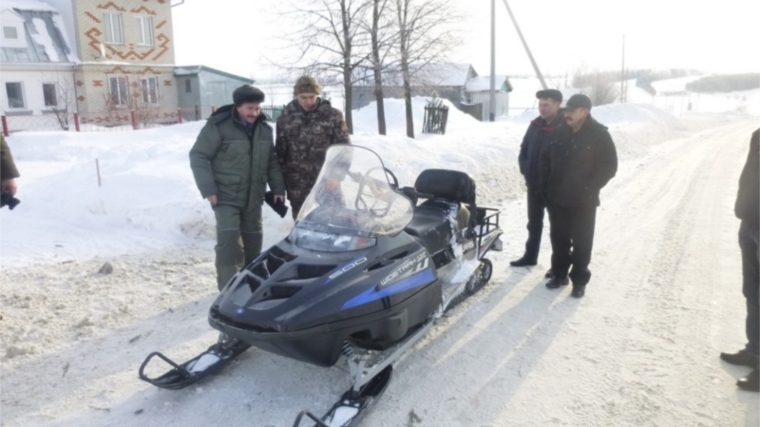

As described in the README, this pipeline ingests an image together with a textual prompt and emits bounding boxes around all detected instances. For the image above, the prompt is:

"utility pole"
[620,34,626,103]
[489,0,496,122]
[502,0,547,89]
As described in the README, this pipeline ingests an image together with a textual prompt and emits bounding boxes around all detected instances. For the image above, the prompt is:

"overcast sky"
[172,0,760,81]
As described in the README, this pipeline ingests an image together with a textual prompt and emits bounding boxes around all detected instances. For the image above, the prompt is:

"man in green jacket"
[189,85,286,290]
[1,134,20,196]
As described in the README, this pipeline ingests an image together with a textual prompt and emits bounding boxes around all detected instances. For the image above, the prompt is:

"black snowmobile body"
[208,146,500,368]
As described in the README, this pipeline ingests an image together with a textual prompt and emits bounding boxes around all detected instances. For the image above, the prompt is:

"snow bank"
[2,99,739,267]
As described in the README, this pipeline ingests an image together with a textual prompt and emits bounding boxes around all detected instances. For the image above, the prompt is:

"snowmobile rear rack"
[138,338,250,390]
[476,207,503,258]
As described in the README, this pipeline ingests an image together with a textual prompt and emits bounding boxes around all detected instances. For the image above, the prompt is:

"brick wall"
[71,0,175,64]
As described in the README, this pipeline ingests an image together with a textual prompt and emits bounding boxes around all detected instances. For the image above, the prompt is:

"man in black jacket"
[720,129,759,392]
[511,89,564,277]
[540,94,617,298]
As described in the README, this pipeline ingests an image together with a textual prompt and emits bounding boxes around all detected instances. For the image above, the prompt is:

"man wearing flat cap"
[276,75,351,219]
[190,85,286,290]
[512,89,564,277]
[540,94,618,298]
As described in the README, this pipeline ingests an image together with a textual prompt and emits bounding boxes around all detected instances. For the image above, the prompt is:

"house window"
[43,83,57,107]
[103,13,124,44]
[109,76,129,106]
[136,16,154,46]
[3,26,18,40]
[141,77,159,104]
[5,82,25,109]
[185,79,192,93]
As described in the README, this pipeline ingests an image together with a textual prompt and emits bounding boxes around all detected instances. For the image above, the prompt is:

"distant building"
[351,63,512,121]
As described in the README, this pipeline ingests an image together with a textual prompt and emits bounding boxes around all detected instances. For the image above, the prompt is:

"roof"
[465,76,513,92]
[3,0,57,12]
[174,65,254,84]
[0,6,77,64]
[421,63,476,87]
[353,62,477,88]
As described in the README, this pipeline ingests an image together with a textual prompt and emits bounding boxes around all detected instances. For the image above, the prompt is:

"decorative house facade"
[1,0,252,132]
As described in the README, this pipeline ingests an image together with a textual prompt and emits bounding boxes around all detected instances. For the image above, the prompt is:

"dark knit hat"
[564,94,593,110]
[536,89,562,103]
[293,76,321,95]
[233,85,265,106]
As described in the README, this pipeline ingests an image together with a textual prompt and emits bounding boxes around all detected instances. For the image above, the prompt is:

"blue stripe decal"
[342,268,436,310]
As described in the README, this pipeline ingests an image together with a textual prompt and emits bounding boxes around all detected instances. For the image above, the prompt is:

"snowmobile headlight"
[290,228,376,252]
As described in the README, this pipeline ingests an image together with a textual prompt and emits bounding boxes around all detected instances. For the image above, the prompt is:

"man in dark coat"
[276,76,351,220]
[512,89,564,277]
[189,85,286,290]
[1,134,20,196]
[540,94,618,298]
[720,128,759,392]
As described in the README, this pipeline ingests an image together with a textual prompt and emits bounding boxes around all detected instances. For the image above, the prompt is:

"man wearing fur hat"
[276,76,351,219]
[190,85,285,290]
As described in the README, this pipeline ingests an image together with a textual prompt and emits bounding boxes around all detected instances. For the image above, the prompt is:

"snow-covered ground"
[1,98,758,427]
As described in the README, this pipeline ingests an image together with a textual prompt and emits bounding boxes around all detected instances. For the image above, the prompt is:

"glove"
[264,191,288,218]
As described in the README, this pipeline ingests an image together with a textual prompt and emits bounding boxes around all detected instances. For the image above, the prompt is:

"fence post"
[96,158,102,187]
[73,112,81,132]
[177,108,183,124]
[195,105,200,120]
[130,110,137,130]
[1,115,8,137]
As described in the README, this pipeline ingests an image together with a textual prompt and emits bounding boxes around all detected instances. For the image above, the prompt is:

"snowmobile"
[139,145,503,426]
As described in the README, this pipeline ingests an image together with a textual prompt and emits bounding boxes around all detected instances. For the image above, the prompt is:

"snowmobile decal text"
[325,257,368,283]
[342,268,435,310]
[380,253,428,287]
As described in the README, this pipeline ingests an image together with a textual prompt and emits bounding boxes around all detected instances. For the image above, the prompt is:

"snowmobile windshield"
[294,145,414,239]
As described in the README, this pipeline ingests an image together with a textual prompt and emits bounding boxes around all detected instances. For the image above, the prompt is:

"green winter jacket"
[189,105,285,210]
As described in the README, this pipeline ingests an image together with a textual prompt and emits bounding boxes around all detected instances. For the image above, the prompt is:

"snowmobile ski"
[292,366,392,427]
[138,337,250,390]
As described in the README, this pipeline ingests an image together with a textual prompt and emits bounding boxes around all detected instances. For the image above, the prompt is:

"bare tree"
[361,0,398,135]
[572,65,619,107]
[393,0,462,138]
[102,83,162,129]
[39,71,76,130]
[279,0,373,133]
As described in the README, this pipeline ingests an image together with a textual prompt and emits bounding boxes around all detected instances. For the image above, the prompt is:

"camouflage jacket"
[275,99,350,203]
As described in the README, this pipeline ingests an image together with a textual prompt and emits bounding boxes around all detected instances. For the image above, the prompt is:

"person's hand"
[274,194,285,204]
[207,194,218,205]
[1,178,17,196]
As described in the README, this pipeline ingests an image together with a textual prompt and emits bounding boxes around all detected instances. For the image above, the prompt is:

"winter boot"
[546,276,569,289]
[737,369,760,392]
[720,350,760,368]
[571,285,586,298]
[510,256,537,267]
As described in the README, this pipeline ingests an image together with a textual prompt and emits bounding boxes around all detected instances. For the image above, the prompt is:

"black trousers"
[739,220,760,356]
[523,189,547,261]
[547,203,597,287]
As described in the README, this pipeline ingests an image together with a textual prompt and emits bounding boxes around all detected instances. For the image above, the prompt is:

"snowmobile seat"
[403,201,454,255]
[414,169,476,229]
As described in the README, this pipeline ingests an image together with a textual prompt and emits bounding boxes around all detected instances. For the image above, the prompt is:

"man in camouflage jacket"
[276,76,351,219]
[190,85,285,290]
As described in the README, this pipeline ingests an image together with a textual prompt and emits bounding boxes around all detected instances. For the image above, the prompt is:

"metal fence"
[2,104,287,136]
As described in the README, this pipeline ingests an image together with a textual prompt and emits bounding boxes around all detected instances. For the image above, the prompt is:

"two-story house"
[1,0,253,131]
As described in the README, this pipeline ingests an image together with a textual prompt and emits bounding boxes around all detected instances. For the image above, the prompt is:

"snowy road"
[2,120,759,426]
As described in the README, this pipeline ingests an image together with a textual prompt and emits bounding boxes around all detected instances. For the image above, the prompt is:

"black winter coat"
[540,116,618,207]
[736,129,759,227]
[518,113,564,190]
